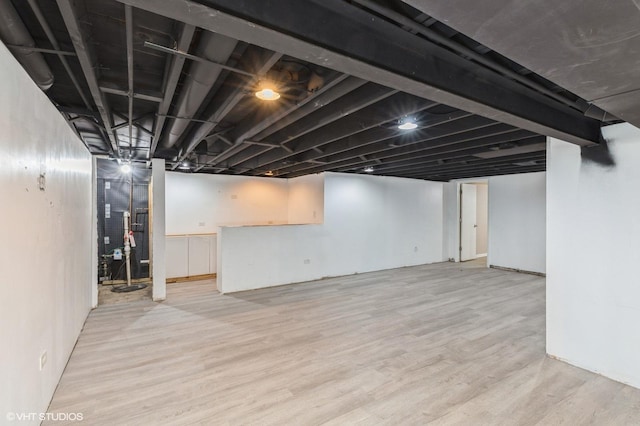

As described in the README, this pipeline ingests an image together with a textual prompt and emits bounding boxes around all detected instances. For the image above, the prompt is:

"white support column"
[151,158,166,301]
[91,156,99,308]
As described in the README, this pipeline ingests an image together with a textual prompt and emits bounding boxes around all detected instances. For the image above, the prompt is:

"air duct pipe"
[0,0,54,90]
[162,31,238,150]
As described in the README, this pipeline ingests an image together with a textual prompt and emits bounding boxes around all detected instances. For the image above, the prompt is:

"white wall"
[287,173,324,224]
[0,42,93,423]
[487,172,546,273]
[218,173,444,292]
[323,173,443,275]
[165,172,290,234]
[547,124,640,389]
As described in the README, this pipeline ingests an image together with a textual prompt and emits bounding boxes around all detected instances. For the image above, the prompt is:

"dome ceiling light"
[255,81,281,101]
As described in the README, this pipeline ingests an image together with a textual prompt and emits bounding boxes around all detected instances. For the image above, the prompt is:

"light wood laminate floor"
[46,260,640,425]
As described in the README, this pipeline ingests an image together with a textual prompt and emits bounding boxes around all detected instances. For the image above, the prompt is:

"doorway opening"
[96,158,152,305]
[459,181,488,264]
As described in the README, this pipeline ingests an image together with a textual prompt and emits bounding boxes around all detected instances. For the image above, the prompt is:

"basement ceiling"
[1,0,625,181]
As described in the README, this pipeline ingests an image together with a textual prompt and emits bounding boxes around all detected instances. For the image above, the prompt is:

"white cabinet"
[166,237,189,278]
[188,236,211,276]
[166,234,217,279]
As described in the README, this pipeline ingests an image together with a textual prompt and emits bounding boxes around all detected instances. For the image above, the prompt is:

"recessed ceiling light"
[178,161,190,170]
[265,170,274,176]
[398,122,418,130]
[120,163,131,174]
[364,166,374,173]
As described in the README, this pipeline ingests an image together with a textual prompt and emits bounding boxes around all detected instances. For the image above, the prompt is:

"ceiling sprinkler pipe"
[0,0,54,90]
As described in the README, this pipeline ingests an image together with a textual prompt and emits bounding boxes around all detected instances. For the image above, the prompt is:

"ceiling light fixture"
[364,166,374,173]
[178,161,190,170]
[255,81,280,101]
[120,163,132,174]
[398,121,418,130]
[265,170,274,176]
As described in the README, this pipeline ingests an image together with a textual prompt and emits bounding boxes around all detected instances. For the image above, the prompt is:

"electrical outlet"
[304,259,311,264]
[231,194,238,199]
[198,222,205,227]
[104,236,110,245]
[414,246,419,252]
[39,351,47,371]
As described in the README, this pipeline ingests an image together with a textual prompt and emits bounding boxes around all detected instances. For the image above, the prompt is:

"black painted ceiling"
[2,0,623,181]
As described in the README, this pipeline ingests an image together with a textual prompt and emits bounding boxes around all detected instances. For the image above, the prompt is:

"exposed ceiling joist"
[56,0,119,156]
[150,24,196,158]
[268,109,474,175]
[473,142,547,159]
[244,94,438,175]
[232,84,400,173]
[230,74,358,144]
[25,0,92,110]
[367,146,546,175]
[99,85,163,103]
[284,129,538,178]
[116,0,602,147]
[174,50,283,170]
[384,155,546,180]
[339,138,544,175]
[272,115,506,176]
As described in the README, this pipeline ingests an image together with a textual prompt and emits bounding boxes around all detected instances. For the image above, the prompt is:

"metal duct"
[0,0,54,90]
[162,31,237,149]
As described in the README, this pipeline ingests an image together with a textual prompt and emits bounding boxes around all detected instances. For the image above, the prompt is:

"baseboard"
[489,264,545,277]
[475,253,487,258]
[101,277,151,285]
[166,273,217,283]
[547,353,640,390]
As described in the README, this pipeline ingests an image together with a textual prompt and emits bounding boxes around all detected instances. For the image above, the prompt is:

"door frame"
[459,183,477,261]
[453,178,488,263]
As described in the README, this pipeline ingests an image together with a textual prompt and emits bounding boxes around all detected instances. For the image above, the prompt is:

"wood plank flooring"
[45,260,640,425]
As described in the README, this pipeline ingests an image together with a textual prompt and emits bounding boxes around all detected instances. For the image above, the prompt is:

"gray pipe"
[0,0,54,91]
[162,31,237,149]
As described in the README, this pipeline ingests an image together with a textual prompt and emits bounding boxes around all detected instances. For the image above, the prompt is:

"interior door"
[460,183,477,261]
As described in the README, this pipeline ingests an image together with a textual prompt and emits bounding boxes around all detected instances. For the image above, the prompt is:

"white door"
[460,183,477,261]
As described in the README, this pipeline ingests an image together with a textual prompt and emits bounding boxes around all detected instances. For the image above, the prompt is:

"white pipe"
[123,211,132,287]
